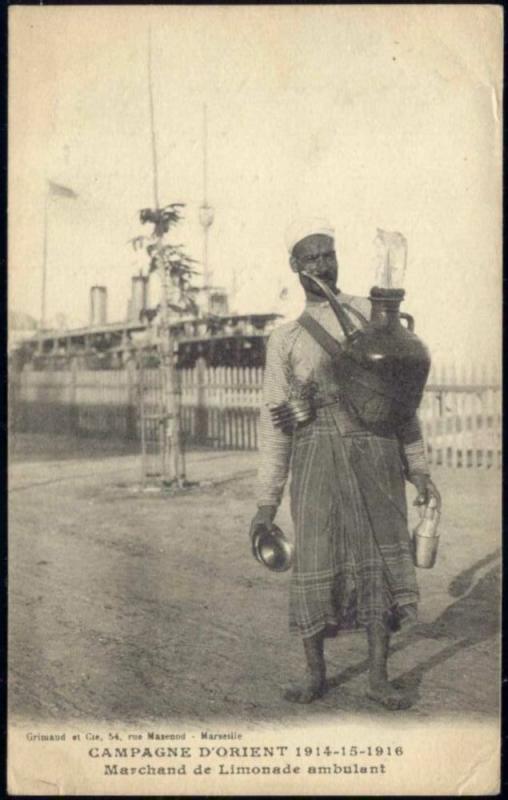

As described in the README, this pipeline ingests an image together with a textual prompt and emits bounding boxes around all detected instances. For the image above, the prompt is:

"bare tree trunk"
[156,253,185,486]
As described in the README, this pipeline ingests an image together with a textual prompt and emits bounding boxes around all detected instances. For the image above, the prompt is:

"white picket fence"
[12,359,502,468]
[420,363,501,469]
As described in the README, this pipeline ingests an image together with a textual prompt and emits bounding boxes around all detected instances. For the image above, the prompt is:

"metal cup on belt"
[269,398,316,433]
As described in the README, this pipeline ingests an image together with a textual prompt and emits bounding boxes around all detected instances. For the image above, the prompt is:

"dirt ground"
[9,433,501,727]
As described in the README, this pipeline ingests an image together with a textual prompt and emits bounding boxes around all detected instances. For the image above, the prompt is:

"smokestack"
[89,286,108,326]
[128,273,148,321]
[209,289,229,316]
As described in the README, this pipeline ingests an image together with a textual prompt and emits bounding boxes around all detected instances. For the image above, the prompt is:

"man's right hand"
[249,505,277,542]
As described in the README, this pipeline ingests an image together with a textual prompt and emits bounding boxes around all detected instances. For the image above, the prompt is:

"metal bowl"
[252,524,294,572]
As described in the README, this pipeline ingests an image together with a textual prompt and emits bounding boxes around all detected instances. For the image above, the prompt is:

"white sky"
[9,5,502,366]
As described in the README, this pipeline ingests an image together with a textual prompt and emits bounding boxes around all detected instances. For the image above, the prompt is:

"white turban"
[285,217,335,255]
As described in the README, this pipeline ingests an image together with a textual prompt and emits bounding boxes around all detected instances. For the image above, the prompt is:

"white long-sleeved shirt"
[257,293,430,508]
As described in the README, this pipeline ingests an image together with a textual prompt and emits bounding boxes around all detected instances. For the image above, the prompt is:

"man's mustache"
[301,270,336,282]
[300,270,337,293]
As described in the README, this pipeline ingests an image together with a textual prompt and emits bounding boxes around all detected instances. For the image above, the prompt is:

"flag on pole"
[48,180,78,199]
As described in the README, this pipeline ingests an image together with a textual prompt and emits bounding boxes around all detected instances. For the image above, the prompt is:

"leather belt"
[311,395,397,440]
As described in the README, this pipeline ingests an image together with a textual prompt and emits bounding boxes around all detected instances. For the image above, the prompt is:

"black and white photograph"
[8,5,502,795]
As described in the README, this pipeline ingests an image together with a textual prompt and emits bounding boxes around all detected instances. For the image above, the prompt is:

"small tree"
[131,203,199,486]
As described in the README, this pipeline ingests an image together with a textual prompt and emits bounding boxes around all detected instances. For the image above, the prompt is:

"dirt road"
[9,434,501,726]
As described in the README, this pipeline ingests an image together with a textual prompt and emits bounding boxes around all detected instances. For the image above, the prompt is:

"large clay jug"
[303,273,431,434]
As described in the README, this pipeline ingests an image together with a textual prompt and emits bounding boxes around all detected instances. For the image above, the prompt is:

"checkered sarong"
[289,403,418,638]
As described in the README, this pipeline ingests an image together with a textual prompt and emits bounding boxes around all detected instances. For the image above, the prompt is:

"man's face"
[290,234,338,296]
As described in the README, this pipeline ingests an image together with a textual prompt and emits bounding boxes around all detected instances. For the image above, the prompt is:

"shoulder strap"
[297,311,344,359]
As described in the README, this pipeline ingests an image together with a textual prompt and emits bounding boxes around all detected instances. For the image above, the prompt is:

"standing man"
[250,218,440,710]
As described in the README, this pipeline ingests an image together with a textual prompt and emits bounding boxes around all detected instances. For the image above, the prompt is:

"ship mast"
[199,104,214,313]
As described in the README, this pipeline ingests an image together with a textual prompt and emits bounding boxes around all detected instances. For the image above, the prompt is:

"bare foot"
[367,681,411,710]
[283,678,328,704]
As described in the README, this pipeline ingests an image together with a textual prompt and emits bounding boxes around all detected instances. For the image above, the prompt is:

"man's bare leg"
[283,632,327,703]
[366,621,411,710]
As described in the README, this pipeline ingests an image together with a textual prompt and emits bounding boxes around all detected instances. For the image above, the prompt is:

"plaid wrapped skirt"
[289,404,418,638]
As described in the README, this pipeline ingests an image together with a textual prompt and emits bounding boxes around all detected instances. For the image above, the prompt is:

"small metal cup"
[269,399,316,433]
[252,523,294,572]
[412,531,440,569]
[412,505,441,569]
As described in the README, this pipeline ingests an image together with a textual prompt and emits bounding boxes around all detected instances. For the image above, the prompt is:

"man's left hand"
[249,505,277,542]
[410,473,442,512]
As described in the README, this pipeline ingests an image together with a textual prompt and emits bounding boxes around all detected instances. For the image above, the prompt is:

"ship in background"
[8,273,283,455]
[11,96,283,376]
[10,274,282,374]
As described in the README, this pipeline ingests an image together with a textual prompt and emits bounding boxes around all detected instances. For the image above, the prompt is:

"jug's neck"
[369,287,405,331]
